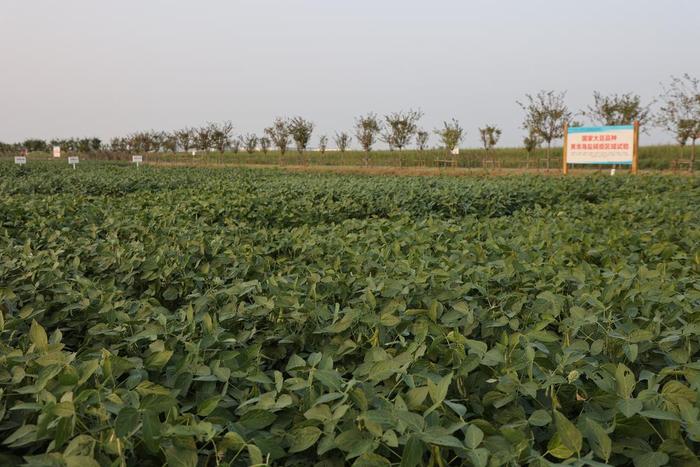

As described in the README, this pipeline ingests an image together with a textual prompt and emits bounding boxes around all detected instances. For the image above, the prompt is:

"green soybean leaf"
[554,411,582,455]
[289,426,322,453]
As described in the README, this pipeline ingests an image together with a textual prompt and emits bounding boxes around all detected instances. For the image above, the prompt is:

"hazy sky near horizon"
[2,0,699,148]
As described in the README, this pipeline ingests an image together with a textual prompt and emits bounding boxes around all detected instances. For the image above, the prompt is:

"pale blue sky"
[2,0,698,147]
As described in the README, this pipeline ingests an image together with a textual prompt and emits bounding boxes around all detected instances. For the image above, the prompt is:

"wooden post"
[632,120,639,174]
[562,123,569,175]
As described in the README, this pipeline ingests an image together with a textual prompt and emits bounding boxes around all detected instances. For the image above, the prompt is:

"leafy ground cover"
[1,163,699,466]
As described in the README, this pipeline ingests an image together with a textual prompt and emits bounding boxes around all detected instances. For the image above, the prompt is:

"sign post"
[632,120,639,174]
[562,123,639,174]
[15,156,27,166]
[53,146,61,158]
[562,123,569,175]
[132,155,143,168]
[68,156,79,169]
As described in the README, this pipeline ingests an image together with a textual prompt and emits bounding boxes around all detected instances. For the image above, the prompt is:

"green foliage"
[333,132,352,152]
[584,91,652,128]
[0,164,699,466]
[264,118,290,155]
[287,117,314,154]
[382,110,423,150]
[434,119,464,152]
[518,90,572,152]
[478,125,501,151]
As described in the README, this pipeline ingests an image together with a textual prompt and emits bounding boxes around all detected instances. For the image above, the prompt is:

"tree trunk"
[546,143,551,170]
[691,138,696,172]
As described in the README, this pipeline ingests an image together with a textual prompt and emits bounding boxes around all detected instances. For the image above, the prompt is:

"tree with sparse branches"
[265,118,290,157]
[434,119,464,153]
[479,125,502,167]
[259,136,271,154]
[210,121,234,153]
[231,139,240,154]
[334,132,351,152]
[583,92,652,129]
[354,113,382,166]
[318,135,328,155]
[175,128,194,153]
[241,133,258,154]
[163,133,178,153]
[194,126,213,152]
[151,132,166,153]
[416,130,429,151]
[657,74,700,171]
[288,117,314,154]
[523,127,541,169]
[382,109,423,150]
[110,137,128,152]
[479,125,501,151]
[517,90,572,169]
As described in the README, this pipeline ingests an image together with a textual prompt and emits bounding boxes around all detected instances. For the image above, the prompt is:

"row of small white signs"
[15,154,144,167]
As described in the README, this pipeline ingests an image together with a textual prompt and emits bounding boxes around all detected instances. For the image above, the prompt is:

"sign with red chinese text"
[566,125,635,165]
[53,146,61,158]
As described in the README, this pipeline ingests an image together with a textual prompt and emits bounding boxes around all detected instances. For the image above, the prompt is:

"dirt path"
[145,161,679,177]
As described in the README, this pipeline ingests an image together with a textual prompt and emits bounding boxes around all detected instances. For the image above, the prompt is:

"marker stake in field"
[15,156,27,166]
[132,155,143,168]
[68,156,79,170]
[563,121,639,174]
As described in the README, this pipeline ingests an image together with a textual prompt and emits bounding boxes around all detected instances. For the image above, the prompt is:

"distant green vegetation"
[4,144,694,170]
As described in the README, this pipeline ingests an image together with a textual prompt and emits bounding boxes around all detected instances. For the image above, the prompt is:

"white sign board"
[15,156,27,165]
[68,156,79,169]
[566,125,634,165]
[53,146,61,158]
[132,155,143,163]
[451,147,460,155]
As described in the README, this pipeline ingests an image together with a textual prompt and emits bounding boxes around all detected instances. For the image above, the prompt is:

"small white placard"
[451,147,460,155]
[15,156,27,165]
[68,156,79,167]
[132,155,143,163]
[53,146,61,158]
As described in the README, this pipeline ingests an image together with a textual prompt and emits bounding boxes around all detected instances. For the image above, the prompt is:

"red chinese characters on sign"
[581,135,618,142]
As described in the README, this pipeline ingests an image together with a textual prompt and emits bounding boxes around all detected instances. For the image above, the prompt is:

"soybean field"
[1,163,699,466]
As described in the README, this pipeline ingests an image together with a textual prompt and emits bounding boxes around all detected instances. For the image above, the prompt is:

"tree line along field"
[0,163,699,466]
[3,144,696,171]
